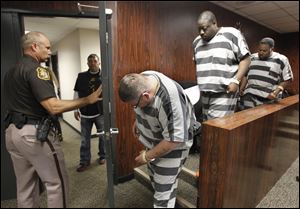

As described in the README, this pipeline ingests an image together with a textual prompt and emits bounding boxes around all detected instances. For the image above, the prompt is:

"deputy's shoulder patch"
[36,67,50,80]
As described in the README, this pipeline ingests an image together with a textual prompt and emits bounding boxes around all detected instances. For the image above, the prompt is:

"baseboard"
[117,173,135,183]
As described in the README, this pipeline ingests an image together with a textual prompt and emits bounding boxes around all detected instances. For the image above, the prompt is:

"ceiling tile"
[254,9,288,20]
[239,2,279,15]
[286,6,299,15]
[212,1,232,7]
[265,16,296,24]
[223,1,265,9]
[274,1,299,8]
[210,1,298,33]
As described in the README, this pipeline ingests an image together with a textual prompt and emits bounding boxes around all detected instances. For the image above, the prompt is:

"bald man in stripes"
[193,10,251,120]
[119,71,198,208]
[240,37,293,109]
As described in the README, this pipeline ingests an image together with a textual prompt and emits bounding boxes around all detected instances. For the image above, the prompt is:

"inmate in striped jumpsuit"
[193,27,250,120]
[134,71,196,208]
[240,52,293,109]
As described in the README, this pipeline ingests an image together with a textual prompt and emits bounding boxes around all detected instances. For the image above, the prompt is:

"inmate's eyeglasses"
[133,93,144,108]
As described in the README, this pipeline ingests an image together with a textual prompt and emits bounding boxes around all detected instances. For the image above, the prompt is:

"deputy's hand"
[87,85,102,104]
[74,111,80,121]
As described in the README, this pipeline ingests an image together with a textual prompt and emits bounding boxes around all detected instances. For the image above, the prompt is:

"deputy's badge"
[36,67,50,80]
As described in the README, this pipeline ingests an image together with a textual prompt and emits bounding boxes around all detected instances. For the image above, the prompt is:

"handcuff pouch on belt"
[37,115,62,142]
[36,116,52,142]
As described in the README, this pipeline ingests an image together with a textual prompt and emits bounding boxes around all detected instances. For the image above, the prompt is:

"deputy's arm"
[41,86,102,115]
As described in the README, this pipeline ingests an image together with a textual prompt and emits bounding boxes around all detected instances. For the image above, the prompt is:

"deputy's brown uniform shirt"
[4,55,68,208]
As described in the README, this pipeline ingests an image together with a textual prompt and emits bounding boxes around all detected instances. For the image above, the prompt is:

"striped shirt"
[244,52,294,98]
[193,27,250,92]
[134,71,195,150]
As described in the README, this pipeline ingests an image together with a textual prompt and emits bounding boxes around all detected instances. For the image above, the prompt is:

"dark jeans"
[79,115,105,165]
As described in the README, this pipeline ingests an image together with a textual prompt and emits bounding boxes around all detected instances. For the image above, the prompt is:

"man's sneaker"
[98,158,106,165]
[76,163,90,172]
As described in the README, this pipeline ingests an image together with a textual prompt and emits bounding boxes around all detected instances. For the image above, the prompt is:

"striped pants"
[201,91,239,120]
[147,149,189,208]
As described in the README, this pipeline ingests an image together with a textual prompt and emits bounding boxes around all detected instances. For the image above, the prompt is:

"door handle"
[110,128,119,135]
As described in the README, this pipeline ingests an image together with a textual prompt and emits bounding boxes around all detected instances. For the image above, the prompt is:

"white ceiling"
[24,16,99,45]
[210,1,299,33]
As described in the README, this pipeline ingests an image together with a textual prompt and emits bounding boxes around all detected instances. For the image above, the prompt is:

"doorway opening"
[24,16,100,133]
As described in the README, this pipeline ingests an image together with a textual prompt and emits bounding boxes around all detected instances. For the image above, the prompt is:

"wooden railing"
[198,95,299,208]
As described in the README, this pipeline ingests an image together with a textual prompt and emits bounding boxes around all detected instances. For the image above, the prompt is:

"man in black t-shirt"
[4,31,101,208]
[73,54,105,172]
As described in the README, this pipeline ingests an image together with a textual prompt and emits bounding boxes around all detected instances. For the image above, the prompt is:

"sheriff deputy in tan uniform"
[4,31,102,208]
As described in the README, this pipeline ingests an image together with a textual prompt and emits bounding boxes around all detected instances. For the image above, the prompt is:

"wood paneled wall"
[199,95,299,207]
[277,32,299,94]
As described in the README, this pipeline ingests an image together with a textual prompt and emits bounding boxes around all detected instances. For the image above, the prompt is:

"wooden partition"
[112,0,280,179]
[198,95,299,208]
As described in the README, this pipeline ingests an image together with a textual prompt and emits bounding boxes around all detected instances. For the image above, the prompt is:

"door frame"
[98,1,118,208]
[1,10,23,200]
[1,5,118,206]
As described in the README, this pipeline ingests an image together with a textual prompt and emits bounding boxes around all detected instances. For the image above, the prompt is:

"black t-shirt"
[4,55,57,118]
[74,70,103,116]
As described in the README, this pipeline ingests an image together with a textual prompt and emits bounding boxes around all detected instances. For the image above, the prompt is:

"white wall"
[79,29,101,72]
[54,28,100,133]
